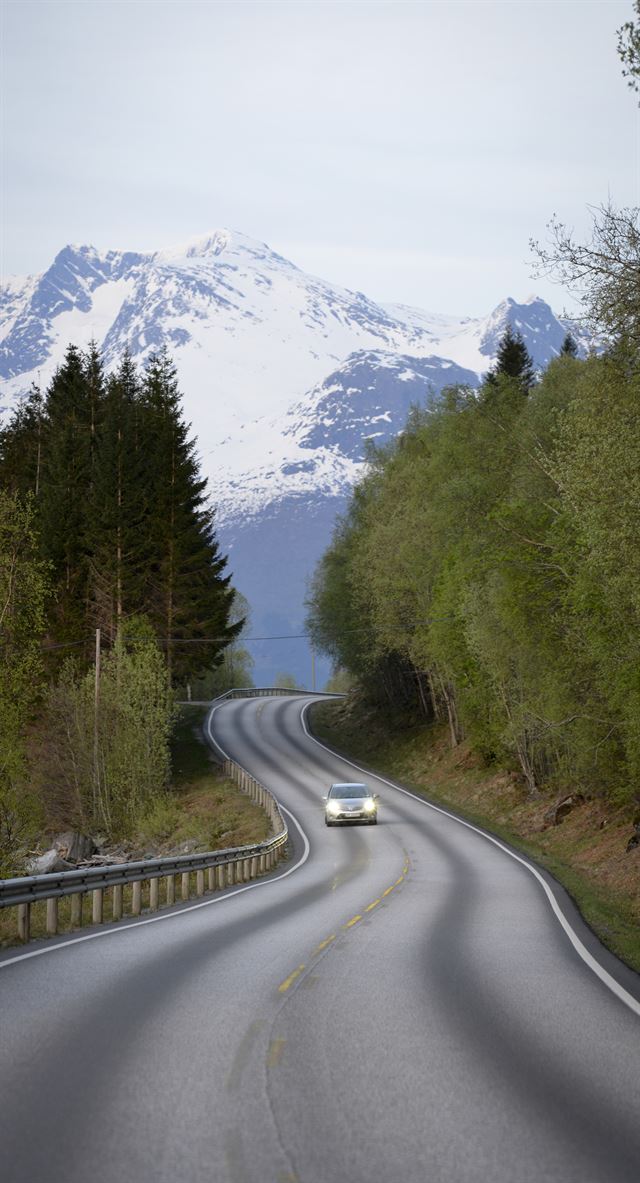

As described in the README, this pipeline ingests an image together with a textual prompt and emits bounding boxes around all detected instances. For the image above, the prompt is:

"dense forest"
[306,331,638,808]
[0,345,241,869]
[307,5,640,814]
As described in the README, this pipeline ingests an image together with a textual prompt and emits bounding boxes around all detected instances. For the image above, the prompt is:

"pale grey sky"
[2,0,638,314]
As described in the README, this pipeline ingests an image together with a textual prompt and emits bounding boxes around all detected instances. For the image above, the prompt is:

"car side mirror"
[321,795,327,801]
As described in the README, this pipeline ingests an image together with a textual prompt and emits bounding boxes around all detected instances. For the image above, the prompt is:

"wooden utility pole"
[311,650,316,692]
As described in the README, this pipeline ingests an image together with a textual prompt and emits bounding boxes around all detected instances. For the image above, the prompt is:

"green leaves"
[308,349,640,807]
[0,492,49,873]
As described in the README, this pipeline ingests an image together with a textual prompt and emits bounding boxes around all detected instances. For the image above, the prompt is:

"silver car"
[323,782,379,826]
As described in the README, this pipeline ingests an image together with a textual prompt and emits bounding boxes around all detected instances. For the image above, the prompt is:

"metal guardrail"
[0,688,292,944]
[179,686,339,705]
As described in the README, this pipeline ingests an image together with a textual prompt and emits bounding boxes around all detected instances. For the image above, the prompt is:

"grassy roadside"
[140,704,270,854]
[309,696,640,974]
[0,705,269,947]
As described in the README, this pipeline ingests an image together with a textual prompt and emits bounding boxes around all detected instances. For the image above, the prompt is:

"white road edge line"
[0,699,309,971]
[300,702,640,1019]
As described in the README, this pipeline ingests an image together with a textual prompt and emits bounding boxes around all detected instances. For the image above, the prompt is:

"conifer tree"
[39,344,97,641]
[139,348,241,682]
[560,332,579,357]
[487,325,536,390]
[88,352,146,640]
[0,385,44,498]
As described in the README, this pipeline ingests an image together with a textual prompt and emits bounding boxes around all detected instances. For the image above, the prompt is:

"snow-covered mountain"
[1,230,589,684]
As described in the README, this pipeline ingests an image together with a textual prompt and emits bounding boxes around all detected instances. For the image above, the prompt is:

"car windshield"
[329,784,370,798]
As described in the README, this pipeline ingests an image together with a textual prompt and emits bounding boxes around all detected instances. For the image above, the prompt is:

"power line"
[24,615,457,653]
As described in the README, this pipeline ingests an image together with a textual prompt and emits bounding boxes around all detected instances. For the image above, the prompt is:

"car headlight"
[326,800,341,815]
[364,798,376,812]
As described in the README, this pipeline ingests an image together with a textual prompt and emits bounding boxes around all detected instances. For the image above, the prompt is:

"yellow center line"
[298,864,410,969]
[312,934,336,954]
[267,1038,286,1067]
[278,964,306,993]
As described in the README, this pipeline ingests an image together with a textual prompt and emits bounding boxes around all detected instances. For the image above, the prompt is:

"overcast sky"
[2,0,638,314]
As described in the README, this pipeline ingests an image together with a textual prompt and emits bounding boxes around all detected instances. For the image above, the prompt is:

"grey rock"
[26,849,74,875]
[53,831,97,863]
[543,793,585,827]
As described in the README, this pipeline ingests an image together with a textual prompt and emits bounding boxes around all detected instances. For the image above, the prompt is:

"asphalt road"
[1,693,639,1183]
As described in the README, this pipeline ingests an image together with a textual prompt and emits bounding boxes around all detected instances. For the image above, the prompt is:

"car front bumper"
[325,809,377,821]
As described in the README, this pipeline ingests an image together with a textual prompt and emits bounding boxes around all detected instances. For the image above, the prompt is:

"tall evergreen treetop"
[39,344,103,640]
[140,347,242,682]
[560,333,579,358]
[488,325,536,391]
[0,385,44,498]
[88,351,146,641]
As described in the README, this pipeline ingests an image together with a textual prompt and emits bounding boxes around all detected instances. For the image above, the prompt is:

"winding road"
[1,693,639,1183]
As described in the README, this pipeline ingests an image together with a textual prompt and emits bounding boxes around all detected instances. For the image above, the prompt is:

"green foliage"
[178,591,254,697]
[486,325,535,391]
[0,342,241,684]
[560,333,578,357]
[307,354,640,807]
[324,669,357,694]
[41,617,176,839]
[137,348,241,682]
[310,13,640,805]
[0,492,49,873]
[274,672,301,690]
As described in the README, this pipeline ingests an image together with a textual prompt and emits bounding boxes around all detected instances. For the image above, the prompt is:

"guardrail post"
[216,865,226,890]
[46,897,58,936]
[132,881,142,916]
[250,855,258,878]
[149,878,159,911]
[181,872,190,901]
[92,888,103,925]
[196,870,205,897]
[259,853,266,874]
[112,884,123,921]
[166,875,175,905]
[18,903,30,942]
[208,867,216,892]
[70,893,83,927]
[226,862,234,887]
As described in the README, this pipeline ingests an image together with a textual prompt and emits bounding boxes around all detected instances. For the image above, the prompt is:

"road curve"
[0,693,639,1183]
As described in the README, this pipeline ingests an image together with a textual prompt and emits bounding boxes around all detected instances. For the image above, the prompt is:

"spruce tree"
[39,344,96,642]
[0,385,44,498]
[488,325,536,391]
[139,348,241,683]
[560,332,579,357]
[88,352,147,641]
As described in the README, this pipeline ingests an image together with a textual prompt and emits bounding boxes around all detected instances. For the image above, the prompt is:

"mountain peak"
[150,228,284,268]
[152,229,233,265]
